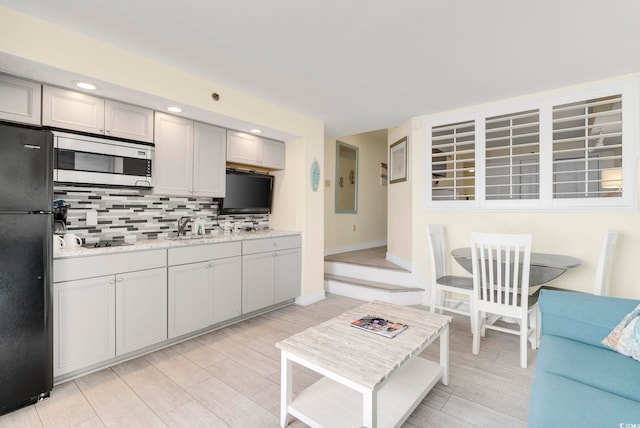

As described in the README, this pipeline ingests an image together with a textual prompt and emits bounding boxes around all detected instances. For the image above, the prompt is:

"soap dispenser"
[194,218,205,236]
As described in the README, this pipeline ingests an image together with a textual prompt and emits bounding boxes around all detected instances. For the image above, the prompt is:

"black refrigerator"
[0,123,53,415]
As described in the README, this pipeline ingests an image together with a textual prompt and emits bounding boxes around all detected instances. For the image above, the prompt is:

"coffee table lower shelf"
[287,356,443,428]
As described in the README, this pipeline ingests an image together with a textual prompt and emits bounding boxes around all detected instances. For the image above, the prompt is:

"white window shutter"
[431,121,475,201]
[552,95,623,199]
[485,109,540,200]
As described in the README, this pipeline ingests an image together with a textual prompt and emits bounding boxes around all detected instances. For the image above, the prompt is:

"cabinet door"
[193,122,226,197]
[154,112,194,196]
[42,86,105,134]
[168,261,209,338]
[0,74,41,125]
[209,256,242,324]
[54,276,115,377]
[105,100,154,143]
[275,248,301,303]
[242,252,276,313]
[115,268,167,356]
[260,139,286,169]
[226,130,260,166]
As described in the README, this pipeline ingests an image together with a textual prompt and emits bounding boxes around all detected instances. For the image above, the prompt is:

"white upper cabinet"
[0,74,42,125]
[43,86,105,134]
[104,100,154,143]
[261,138,286,169]
[154,112,194,197]
[154,113,226,197]
[227,130,285,169]
[43,86,153,142]
[193,122,226,197]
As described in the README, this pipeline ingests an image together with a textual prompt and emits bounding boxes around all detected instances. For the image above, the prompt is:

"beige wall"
[407,116,640,300]
[324,130,388,253]
[386,124,413,267]
[0,7,326,301]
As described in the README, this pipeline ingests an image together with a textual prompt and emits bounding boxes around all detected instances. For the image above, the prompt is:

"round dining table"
[451,247,582,287]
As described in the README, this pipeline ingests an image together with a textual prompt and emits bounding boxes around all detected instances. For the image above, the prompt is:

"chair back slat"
[427,224,447,281]
[470,233,532,316]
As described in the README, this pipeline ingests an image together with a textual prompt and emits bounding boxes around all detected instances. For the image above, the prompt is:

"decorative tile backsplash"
[54,186,270,243]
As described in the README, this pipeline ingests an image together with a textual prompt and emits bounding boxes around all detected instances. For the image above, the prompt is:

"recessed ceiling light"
[250,129,263,134]
[167,106,183,113]
[73,81,97,90]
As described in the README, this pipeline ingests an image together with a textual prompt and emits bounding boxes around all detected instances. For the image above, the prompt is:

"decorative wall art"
[380,162,388,186]
[389,137,408,183]
[310,159,320,192]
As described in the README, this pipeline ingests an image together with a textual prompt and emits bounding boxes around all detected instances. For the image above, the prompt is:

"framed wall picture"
[389,137,408,183]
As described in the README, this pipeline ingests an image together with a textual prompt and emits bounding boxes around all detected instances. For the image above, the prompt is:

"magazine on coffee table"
[350,315,408,338]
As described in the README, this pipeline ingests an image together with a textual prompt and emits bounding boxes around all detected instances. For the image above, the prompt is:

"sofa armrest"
[539,289,640,348]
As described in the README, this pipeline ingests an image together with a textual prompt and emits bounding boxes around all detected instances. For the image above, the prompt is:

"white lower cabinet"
[115,268,167,355]
[210,256,243,323]
[274,248,302,303]
[242,252,276,313]
[167,241,242,339]
[54,275,116,377]
[52,235,299,379]
[53,250,166,377]
[242,235,301,313]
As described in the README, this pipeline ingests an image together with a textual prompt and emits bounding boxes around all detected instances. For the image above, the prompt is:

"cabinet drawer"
[54,250,166,283]
[242,235,301,255]
[168,241,241,266]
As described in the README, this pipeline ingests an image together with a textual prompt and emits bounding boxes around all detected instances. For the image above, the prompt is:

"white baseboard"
[324,240,387,256]
[295,290,326,306]
[385,251,412,271]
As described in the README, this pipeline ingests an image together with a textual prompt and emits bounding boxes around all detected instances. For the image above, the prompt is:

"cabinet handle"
[117,277,123,282]
[109,279,115,284]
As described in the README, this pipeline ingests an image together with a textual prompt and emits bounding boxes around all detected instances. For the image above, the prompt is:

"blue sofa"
[529,290,640,427]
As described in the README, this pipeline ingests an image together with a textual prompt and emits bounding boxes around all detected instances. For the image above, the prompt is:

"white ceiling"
[1,0,640,139]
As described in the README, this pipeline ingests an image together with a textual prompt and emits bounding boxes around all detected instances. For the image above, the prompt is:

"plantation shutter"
[485,110,540,200]
[552,95,623,199]
[431,120,475,201]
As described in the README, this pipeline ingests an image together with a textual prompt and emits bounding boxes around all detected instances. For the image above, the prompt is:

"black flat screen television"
[219,169,274,214]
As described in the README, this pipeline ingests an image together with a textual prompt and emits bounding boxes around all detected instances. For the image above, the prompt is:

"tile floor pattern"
[0,294,536,428]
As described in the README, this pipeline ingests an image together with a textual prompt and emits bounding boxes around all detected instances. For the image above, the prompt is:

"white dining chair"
[470,232,538,369]
[427,224,476,334]
[593,229,619,296]
[538,229,618,296]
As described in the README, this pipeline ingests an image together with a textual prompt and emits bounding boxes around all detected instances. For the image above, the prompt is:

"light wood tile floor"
[0,294,536,428]
[325,246,407,271]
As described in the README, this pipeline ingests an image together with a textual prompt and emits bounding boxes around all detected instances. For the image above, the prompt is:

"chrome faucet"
[177,216,193,236]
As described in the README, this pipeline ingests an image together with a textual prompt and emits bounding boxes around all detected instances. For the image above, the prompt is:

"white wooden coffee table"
[276,301,451,428]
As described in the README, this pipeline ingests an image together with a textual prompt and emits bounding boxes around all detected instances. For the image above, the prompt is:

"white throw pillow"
[602,303,640,362]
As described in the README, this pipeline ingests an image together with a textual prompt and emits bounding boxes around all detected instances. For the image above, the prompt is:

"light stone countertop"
[54,229,301,259]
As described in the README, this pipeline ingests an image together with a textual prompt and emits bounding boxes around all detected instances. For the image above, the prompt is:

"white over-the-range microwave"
[53,131,154,188]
